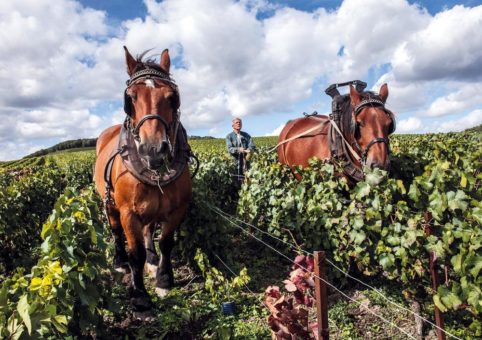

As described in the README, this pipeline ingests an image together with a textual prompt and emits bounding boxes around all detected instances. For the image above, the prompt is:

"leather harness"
[326,80,395,182]
[103,67,198,208]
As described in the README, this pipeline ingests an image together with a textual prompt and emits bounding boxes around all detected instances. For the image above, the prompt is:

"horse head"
[349,83,395,171]
[123,47,180,169]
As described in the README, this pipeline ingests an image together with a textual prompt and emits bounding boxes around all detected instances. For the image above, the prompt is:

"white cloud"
[392,5,482,82]
[426,84,482,117]
[397,117,423,133]
[373,72,429,113]
[134,0,431,131]
[333,0,430,80]
[15,108,104,139]
[0,0,123,110]
[0,0,121,159]
[1,0,482,160]
[435,109,482,132]
[265,123,285,136]
[111,107,127,126]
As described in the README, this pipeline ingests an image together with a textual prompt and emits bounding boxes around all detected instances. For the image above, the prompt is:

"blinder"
[386,110,396,135]
[124,89,133,117]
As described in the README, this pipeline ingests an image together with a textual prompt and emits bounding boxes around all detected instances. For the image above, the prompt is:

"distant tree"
[188,135,215,140]
[24,138,97,158]
[465,124,482,132]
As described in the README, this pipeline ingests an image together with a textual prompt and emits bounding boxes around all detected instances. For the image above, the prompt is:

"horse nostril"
[370,161,382,170]
[159,141,169,154]
[149,145,158,157]
[370,160,390,170]
[138,143,148,156]
[139,142,170,161]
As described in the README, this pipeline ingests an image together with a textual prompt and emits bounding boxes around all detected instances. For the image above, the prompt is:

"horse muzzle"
[362,137,391,171]
[138,141,170,169]
[366,158,391,171]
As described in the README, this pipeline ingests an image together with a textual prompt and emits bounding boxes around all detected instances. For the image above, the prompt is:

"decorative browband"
[354,99,385,114]
[126,68,175,86]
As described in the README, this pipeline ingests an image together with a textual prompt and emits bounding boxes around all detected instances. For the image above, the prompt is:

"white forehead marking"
[145,79,155,88]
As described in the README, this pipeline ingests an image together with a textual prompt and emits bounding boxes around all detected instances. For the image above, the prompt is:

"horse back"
[277,116,331,169]
[96,125,122,156]
[94,124,122,199]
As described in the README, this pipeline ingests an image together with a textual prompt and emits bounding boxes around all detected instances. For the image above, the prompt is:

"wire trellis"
[206,202,461,340]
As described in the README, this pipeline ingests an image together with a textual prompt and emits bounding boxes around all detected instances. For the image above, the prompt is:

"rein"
[329,118,362,162]
[268,119,330,152]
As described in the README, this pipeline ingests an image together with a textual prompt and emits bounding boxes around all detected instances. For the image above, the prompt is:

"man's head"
[232,117,242,133]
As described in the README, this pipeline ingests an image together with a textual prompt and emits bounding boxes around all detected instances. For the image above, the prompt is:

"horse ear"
[349,85,361,106]
[379,83,389,103]
[124,46,137,77]
[160,49,171,74]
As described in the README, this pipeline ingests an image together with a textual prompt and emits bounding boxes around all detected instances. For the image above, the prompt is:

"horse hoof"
[145,263,158,279]
[155,287,170,297]
[131,297,153,312]
[134,310,155,322]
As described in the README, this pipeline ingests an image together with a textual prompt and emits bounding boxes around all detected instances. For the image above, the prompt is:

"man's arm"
[246,133,255,152]
[226,134,240,155]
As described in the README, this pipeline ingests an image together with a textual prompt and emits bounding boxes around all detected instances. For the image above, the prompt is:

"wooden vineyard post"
[314,251,329,340]
[424,212,446,340]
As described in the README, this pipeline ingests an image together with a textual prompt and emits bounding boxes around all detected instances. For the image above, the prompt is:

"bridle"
[350,97,396,164]
[124,67,181,158]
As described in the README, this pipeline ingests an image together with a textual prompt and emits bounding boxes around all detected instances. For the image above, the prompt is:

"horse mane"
[133,49,169,75]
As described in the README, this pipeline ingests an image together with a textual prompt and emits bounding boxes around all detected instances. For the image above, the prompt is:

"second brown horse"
[278,83,395,182]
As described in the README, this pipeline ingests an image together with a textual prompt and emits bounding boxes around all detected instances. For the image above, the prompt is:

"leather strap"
[269,118,329,152]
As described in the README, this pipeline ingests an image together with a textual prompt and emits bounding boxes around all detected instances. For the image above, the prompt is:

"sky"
[1,0,482,161]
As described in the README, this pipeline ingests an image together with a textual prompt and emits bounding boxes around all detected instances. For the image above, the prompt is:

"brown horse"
[94,47,192,312]
[278,83,395,182]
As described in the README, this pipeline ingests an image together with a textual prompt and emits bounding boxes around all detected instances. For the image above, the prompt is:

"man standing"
[226,117,255,179]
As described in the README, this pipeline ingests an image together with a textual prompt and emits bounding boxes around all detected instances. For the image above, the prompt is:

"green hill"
[24,138,97,158]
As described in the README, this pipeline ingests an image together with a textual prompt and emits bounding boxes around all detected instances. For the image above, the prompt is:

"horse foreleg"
[144,222,159,279]
[155,231,174,297]
[120,209,152,311]
[155,204,188,297]
[108,209,130,273]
